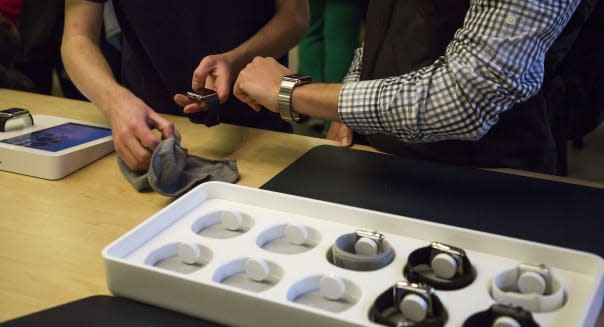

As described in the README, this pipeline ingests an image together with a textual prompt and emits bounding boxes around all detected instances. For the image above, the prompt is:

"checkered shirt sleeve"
[338,0,580,143]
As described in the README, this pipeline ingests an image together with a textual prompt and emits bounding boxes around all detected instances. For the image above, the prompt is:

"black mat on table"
[0,296,221,327]
[262,145,604,257]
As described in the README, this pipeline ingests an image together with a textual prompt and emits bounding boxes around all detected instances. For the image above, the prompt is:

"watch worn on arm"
[278,74,311,123]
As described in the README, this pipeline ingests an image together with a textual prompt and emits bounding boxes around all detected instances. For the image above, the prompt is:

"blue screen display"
[1,123,112,152]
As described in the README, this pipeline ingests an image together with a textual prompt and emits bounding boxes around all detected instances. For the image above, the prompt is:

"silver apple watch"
[278,74,311,123]
[369,281,448,326]
[463,304,540,327]
[0,108,34,132]
[403,242,476,290]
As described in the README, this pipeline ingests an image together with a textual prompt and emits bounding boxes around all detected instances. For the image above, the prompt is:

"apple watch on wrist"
[278,74,311,123]
[0,108,34,132]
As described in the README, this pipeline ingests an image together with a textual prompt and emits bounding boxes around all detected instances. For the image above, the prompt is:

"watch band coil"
[403,243,476,290]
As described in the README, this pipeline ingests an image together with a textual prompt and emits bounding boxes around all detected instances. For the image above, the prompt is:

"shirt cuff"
[338,80,386,135]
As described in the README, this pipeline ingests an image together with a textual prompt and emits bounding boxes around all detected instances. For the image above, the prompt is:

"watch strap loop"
[403,244,476,290]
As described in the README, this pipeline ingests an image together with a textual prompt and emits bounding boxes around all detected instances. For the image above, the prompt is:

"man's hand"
[174,53,236,114]
[326,121,353,147]
[234,56,291,112]
[106,94,174,171]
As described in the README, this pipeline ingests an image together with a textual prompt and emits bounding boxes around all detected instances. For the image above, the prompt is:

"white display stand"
[0,114,113,180]
[103,182,604,327]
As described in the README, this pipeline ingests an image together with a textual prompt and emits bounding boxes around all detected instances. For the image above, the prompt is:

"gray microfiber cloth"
[117,131,239,197]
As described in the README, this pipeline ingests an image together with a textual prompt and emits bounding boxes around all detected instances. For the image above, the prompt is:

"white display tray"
[103,181,604,327]
[0,114,113,179]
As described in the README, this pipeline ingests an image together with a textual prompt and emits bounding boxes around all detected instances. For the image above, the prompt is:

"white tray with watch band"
[103,181,604,327]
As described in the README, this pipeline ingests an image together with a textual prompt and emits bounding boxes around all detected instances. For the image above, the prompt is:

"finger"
[232,78,244,101]
[183,102,207,113]
[174,93,208,113]
[192,57,214,91]
[326,122,341,141]
[234,88,261,112]
[114,138,140,171]
[248,99,262,112]
[213,73,231,103]
[134,122,161,151]
[173,93,192,107]
[122,134,152,171]
[147,111,175,139]
[338,125,353,147]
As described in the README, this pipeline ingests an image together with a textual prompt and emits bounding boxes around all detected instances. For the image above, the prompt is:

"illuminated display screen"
[1,123,111,152]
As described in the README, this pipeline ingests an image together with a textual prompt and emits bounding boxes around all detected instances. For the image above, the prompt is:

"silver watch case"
[278,74,311,123]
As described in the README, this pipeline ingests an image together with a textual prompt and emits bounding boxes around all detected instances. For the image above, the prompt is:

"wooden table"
[0,89,353,321]
[1,89,602,325]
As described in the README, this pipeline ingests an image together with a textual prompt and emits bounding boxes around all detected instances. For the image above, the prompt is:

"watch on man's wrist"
[278,74,311,124]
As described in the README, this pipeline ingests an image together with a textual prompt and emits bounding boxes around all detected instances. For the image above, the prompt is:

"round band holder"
[403,242,476,290]
[328,230,395,271]
[463,304,540,327]
[490,263,565,312]
[369,281,448,327]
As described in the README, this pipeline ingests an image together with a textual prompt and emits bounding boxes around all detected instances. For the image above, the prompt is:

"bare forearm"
[61,0,131,116]
[226,0,308,72]
[291,83,342,122]
[61,36,130,113]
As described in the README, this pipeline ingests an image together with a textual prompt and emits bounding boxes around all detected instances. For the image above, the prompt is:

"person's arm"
[62,0,173,170]
[326,46,364,146]
[236,0,581,143]
[234,56,341,119]
[175,0,309,112]
[338,0,582,143]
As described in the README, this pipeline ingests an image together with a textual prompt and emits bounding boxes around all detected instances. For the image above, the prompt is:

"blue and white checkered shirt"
[338,0,580,143]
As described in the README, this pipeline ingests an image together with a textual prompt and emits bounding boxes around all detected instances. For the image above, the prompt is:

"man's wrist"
[278,74,311,123]
[224,49,249,75]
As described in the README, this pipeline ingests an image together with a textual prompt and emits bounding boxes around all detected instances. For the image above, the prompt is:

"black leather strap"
[186,93,221,127]
[369,285,447,327]
[463,304,540,327]
[0,116,9,132]
[403,245,475,290]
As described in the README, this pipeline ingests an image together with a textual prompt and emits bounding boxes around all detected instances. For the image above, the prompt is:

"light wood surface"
[0,89,349,321]
[1,89,602,325]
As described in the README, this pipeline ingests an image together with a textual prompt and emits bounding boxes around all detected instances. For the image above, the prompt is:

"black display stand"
[262,145,604,257]
[0,296,221,327]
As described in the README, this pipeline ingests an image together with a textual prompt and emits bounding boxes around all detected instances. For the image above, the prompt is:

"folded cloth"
[117,132,239,197]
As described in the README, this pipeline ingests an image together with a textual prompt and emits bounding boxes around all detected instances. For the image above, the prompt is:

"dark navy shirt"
[87,0,291,132]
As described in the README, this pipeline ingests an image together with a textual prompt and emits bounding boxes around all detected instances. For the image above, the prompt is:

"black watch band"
[369,282,448,327]
[403,242,475,290]
[463,304,540,327]
[185,90,221,127]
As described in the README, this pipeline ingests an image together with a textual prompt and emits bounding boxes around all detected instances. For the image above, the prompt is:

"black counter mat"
[0,296,222,327]
[262,145,604,256]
